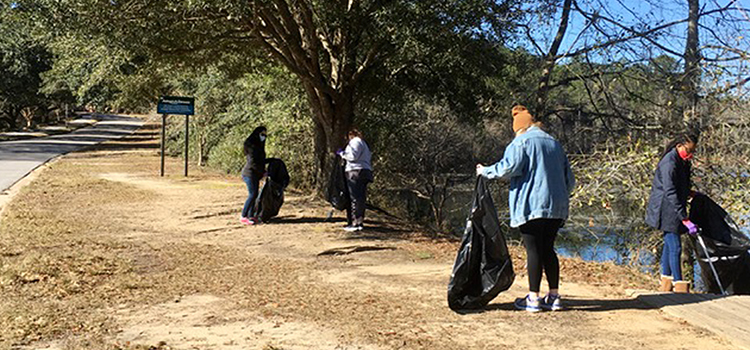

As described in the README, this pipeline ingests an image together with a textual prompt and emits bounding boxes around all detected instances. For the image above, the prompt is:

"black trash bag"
[266,158,290,189]
[253,158,289,222]
[447,176,515,311]
[689,194,750,295]
[327,156,350,211]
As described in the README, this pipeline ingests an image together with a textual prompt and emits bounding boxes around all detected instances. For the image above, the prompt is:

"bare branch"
[518,23,545,56]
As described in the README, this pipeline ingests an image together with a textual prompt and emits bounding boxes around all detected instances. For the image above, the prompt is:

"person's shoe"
[240,217,252,225]
[540,294,564,311]
[673,281,690,293]
[659,275,674,292]
[343,225,360,232]
[514,294,542,313]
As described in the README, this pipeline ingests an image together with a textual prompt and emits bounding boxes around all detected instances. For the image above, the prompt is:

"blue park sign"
[157,96,195,115]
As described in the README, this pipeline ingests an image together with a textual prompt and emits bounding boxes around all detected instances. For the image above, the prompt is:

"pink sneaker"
[250,217,262,225]
[240,217,252,225]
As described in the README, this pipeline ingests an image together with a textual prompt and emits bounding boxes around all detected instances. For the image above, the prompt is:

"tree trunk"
[303,82,354,196]
[535,0,572,118]
[198,132,206,166]
[683,0,701,123]
[250,0,369,196]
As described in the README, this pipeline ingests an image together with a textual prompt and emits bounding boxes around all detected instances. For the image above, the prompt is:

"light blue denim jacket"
[480,126,575,228]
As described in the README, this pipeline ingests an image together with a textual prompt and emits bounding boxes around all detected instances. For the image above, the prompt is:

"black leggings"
[520,218,563,293]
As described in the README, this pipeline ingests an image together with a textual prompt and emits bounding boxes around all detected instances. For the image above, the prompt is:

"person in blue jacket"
[476,105,575,312]
[646,131,700,293]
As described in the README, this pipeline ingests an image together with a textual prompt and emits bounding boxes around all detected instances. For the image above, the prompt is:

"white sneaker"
[514,294,542,313]
[540,294,564,311]
[343,225,363,232]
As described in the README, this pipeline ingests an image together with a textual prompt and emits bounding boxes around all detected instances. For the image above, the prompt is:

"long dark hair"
[661,130,700,159]
[244,126,266,156]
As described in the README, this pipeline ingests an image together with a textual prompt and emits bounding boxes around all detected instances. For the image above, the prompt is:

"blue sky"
[515,0,750,93]
[521,0,750,60]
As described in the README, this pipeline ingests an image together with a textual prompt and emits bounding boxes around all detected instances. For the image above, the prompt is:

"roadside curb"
[0,156,61,219]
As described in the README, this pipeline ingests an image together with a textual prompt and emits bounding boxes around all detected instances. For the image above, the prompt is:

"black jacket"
[241,128,266,177]
[645,148,692,233]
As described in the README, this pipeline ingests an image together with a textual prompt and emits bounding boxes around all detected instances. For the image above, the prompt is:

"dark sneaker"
[514,294,542,313]
[540,294,564,311]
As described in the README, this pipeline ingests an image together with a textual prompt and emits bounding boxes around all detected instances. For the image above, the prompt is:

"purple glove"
[335,148,344,156]
[682,220,699,235]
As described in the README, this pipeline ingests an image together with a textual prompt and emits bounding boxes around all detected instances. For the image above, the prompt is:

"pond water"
[386,177,750,284]
[430,182,750,282]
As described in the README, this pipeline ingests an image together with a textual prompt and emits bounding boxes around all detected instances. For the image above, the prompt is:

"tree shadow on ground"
[268,215,347,225]
[477,293,728,313]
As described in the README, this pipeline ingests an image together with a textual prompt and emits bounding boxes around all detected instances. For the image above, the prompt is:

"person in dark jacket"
[645,131,700,293]
[240,126,267,225]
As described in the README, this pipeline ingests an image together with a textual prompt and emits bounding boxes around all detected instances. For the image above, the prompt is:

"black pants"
[345,169,372,226]
[520,218,563,293]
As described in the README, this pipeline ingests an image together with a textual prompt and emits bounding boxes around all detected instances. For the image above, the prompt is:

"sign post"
[157,96,195,177]
[184,115,189,176]
[160,114,166,176]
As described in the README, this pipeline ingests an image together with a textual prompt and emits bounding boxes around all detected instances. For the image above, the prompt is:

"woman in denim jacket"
[476,105,575,312]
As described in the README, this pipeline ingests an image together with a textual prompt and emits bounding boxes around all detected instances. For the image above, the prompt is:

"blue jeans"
[242,174,260,218]
[661,232,683,281]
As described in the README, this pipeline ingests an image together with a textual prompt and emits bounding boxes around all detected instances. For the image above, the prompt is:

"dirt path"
[0,122,737,350]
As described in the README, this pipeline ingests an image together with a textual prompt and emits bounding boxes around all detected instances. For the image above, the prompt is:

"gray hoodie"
[341,137,372,172]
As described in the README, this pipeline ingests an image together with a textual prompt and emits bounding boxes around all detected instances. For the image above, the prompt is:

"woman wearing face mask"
[646,131,701,293]
[336,128,373,232]
[240,126,267,225]
[476,105,575,313]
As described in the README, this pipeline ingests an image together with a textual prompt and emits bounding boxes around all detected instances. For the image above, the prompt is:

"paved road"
[0,114,144,192]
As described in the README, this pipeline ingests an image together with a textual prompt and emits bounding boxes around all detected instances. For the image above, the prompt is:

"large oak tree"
[24,0,523,191]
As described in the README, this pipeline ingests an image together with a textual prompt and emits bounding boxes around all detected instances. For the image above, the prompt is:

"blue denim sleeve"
[481,139,526,179]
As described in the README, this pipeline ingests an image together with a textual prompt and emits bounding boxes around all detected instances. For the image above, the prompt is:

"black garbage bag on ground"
[689,194,750,295]
[253,158,289,222]
[447,176,515,311]
[327,156,349,211]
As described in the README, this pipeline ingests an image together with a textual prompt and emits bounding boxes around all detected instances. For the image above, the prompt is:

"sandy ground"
[0,121,737,350]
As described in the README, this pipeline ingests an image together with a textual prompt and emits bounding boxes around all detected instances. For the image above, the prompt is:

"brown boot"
[659,276,674,292]
[673,281,690,293]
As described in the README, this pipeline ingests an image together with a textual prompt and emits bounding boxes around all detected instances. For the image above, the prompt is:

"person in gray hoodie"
[337,128,373,232]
